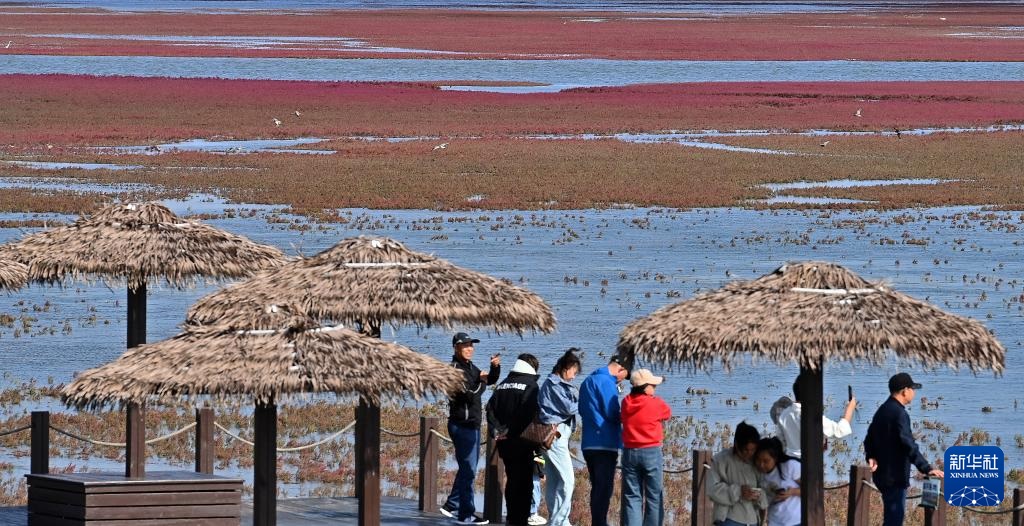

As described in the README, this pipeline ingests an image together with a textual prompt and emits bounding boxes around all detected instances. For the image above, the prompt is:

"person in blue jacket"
[578,354,630,526]
[864,373,944,526]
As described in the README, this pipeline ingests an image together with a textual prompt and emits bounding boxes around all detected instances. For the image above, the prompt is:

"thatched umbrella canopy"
[617,261,1005,526]
[186,236,556,333]
[9,202,285,290]
[62,312,463,408]
[5,202,287,478]
[0,258,27,291]
[61,307,462,526]
[186,235,555,526]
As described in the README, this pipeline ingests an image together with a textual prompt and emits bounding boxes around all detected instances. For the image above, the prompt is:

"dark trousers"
[881,486,907,526]
[498,439,536,526]
[444,422,480,521]
[584,449,619,526]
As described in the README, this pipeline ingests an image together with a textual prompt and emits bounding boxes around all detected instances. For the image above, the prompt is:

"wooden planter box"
[26,471,243,526]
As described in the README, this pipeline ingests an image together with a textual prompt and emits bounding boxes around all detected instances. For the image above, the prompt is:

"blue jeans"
[583,449,619,526]
[881,486,907,526]
[544,423,575,526]
[531,472,542,515]
[444,422,480,521]
[620,446,664,526]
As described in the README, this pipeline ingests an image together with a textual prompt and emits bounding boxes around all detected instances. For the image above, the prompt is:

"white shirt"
[775,402,852,459]
[764,459,801,526]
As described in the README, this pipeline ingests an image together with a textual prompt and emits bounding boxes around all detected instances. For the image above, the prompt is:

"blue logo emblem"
[944,446,1004,507]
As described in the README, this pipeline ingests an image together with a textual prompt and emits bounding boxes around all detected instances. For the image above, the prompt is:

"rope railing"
[963,502,1024,514]
[214,420,356,451]
[0,425,31,438]
[429,428,453,444]
[49,422,197,447]
[380,427,420,438]
[568,450,698,474]
[824,481,850,491]
[862,479,921,500]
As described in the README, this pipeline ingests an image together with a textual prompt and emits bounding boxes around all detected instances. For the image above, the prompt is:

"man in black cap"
[864,372,944,526]
[441,332,500,524]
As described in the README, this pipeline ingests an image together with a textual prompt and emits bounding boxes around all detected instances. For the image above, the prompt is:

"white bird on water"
[855,108,862,118]
[433,142,448,151]
[293,110,301,117]
[272,117,282,127]
[820,140,830,147]
[4,41,11,49]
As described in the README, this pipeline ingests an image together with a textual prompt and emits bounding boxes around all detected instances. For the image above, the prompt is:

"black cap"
[888,372,922,393]
[609,354,631,372]
[452,332,480,346]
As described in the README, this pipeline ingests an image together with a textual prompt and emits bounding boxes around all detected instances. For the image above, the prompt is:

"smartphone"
[848,385,854,401]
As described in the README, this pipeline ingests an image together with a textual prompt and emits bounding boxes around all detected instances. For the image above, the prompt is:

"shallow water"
[105,137,333,155]
[5,56,1024,90]
[2,160,144,171]
[1,194,1023,470]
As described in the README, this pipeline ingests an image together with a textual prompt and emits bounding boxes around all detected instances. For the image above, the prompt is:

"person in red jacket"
[620,369,672,526]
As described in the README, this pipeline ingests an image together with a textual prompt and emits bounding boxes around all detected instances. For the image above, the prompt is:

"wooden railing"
[18,410,1024,525]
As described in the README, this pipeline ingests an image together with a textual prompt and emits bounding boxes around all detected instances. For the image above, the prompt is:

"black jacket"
[864,396,932,489]
[486,370,540,439]
[448,356,499,428]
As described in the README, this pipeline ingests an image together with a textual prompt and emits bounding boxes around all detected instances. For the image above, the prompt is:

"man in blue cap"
[441,332,500,524]
[864,372,944,526]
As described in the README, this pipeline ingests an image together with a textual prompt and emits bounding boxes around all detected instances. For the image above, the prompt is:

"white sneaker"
[527,514,548,525]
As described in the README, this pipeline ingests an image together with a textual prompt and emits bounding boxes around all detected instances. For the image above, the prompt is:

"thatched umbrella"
[617,261,1005,526]
[0,258,28,291]
[6,202,286,477]
[61,307,463,526]
[187,235,556,525]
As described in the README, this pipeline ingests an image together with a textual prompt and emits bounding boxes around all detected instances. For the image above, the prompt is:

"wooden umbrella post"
[799,363,825,526]
[125,284,146,479]
[254,401,277,526]
[356,398,381,526]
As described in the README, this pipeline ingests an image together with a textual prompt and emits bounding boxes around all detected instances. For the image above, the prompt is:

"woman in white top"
[754,437,801,526]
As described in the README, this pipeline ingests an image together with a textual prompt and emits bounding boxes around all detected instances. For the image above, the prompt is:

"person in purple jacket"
[578,354,630,526]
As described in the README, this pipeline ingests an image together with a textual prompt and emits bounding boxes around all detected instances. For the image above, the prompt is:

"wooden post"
[254,402,277,526]
[847,465,871,526]
[1012,488,1023,526]
[355,398,381,526]
[483,429,504,524]
[690,449,713,526]
[418,416,440,513]
[30,411,49,475]
[125,403,145,478]
[923,497,945,526]
[799,364,825,526]
[125,284,146,478]
[195,407,214,474]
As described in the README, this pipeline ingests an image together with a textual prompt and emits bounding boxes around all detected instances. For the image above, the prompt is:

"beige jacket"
[709,449,770,525]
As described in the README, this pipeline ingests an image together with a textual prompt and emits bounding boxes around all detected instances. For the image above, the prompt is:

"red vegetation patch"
[2,75,1024,145]
[3,7,1024,61]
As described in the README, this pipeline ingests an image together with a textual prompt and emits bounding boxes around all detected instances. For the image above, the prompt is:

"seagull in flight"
[433,142,449,151]
[293,110,301,117]
[855,108,862,118]
[273,117,282,127]
[819,140,830,147]
[4,41,11,49]
[893,127,902,139]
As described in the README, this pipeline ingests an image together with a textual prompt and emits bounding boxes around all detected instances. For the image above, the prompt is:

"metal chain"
[0,425,31,438]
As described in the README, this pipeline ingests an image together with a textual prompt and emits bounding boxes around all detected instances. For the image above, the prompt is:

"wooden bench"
[26,471,243,526]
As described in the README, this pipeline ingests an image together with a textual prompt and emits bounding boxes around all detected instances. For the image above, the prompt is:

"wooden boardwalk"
[0,496,458,525]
